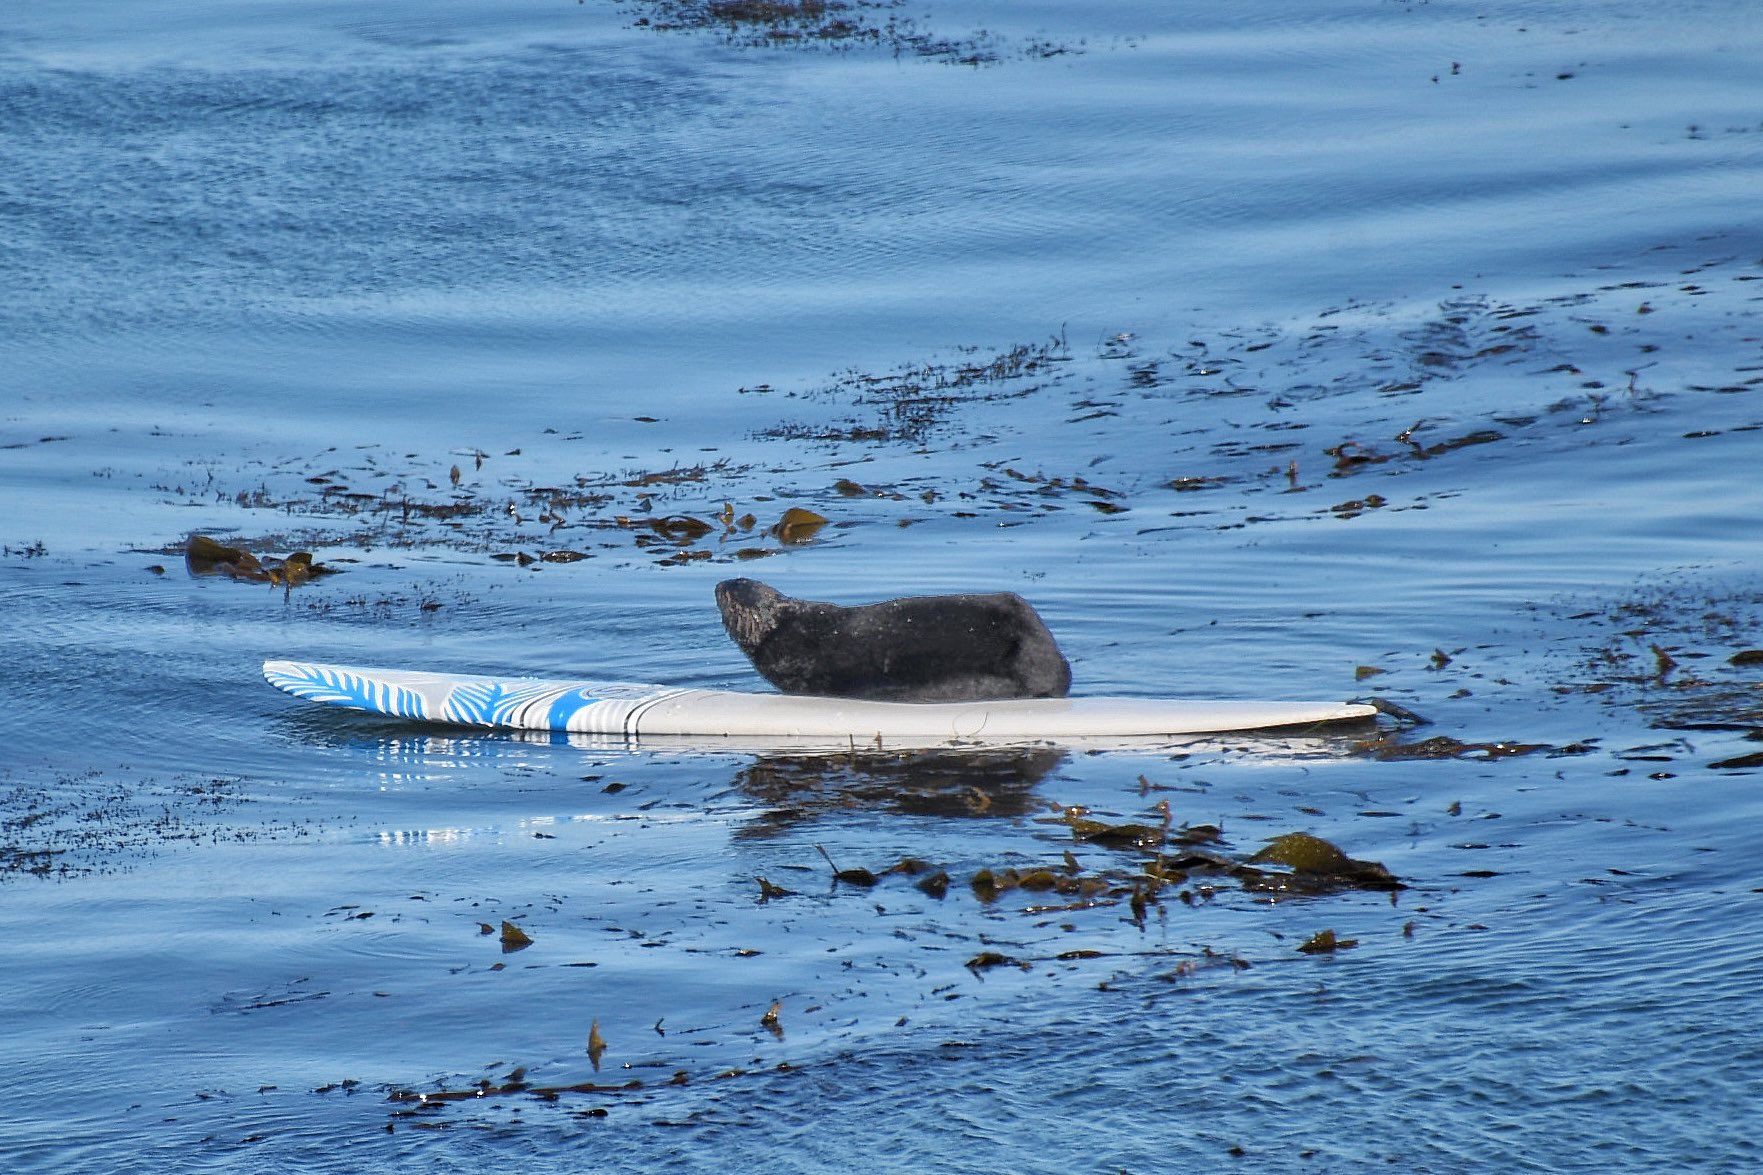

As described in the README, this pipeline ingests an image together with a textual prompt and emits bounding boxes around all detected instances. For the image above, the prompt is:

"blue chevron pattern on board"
[264,662,431,720]
[442,679,585,728]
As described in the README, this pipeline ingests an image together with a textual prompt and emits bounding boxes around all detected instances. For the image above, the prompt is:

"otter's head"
[715,578,787,649]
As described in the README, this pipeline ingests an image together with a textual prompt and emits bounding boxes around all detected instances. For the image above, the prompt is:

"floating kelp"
[390,1074,642,1105]
[981,465,1129,514]
[1053,801,1225,853]
[587,1020,607,1071]
[183,534,338,588]
[1358,734,1555,761]
[1247,832,1402,892]
[1324,427,1504,474]
[499,920,534,952]
[1329,494,1387,519]
[915,870,951,899]
[971,865,1113,904]
[645,515,715,543]
[1065,813,1168,851]
[755,876,795,900]
[960,819,1403,914]
[972,855,1156,909]
[771,507,829,543]
[1296,928,1358,954]
[180,534,257,578]
[815,844,877,887]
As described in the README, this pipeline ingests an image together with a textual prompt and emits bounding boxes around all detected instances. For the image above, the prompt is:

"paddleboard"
[263,660,1377,742]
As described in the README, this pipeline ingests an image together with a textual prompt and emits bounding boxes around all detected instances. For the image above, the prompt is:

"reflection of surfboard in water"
[263,660,1377,742]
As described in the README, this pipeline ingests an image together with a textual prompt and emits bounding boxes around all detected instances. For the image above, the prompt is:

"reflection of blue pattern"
[266,662,430,720]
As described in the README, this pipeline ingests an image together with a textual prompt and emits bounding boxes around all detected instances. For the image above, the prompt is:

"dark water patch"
[730,744,1062,836]
[1549,583,1763,735]
[616,0,1082,65]
[751,334,1073,445]
[0,769,319,879]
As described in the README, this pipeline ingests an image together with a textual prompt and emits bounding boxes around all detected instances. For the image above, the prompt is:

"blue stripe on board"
[546,688,598,731]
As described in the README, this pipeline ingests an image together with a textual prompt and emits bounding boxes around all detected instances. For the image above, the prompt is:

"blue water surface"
[3,1,1762,1171]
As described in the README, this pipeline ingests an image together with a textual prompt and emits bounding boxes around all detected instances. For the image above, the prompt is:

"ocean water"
[3,1,1762,1171]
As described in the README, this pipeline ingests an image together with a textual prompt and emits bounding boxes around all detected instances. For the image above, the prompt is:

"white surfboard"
[263,660,1377,743]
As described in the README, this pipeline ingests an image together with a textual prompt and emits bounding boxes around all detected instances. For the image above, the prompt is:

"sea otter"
[714,578,1071,703]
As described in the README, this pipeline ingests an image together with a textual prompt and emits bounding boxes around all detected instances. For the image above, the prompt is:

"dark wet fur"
[715,578,1072,702]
